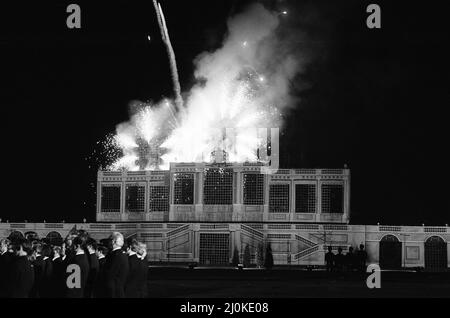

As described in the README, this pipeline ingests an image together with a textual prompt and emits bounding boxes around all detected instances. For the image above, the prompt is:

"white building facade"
[1,163,448,271]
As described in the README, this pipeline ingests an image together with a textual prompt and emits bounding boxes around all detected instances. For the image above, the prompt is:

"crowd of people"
[0,231,148,298]
[325,244,368,272]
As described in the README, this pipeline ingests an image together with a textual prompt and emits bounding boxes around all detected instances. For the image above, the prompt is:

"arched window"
[379,234,402,269]
[425,236,447,271]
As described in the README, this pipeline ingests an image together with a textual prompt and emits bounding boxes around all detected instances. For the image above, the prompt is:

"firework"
[104,4,303,171]
[153,0,183,112]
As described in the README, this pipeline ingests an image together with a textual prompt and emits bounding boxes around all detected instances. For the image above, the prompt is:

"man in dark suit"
[356,244,368,272]
[9,238,34,298]
[325,246,335,272]
[345,246,356,272]
[40,244,54,298]
[97,245,107,269]
[30,243,46,298]
[51,246,65,297]
[104,232,129,298]
[334,247,345,272]
[0,238,14,298]
[84,238,99,298]
[137,242,148,298]
[65,236,89,298]
[125,238,141,298]
[94,244,108,298]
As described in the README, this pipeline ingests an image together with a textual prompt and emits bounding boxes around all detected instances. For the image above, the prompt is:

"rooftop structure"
[97,164,350,224]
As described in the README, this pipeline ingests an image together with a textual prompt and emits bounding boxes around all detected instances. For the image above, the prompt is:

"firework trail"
[152,0,165,41]
[106,3,306,171]
[153,0,184,112]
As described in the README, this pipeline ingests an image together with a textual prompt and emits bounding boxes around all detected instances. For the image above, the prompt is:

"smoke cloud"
[109,3,308,170]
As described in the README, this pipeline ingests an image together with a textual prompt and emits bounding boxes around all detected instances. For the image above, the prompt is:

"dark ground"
[146,267,450,298]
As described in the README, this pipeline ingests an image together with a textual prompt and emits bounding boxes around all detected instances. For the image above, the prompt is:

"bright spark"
[104,4,301,171]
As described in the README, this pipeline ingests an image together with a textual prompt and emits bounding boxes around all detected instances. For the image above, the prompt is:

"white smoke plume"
[108,3,307,171]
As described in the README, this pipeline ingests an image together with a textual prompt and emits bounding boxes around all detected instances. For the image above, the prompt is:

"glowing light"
[104,3,303,171]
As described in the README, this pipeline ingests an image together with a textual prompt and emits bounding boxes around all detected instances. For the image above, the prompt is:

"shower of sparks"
[100,4,302,171]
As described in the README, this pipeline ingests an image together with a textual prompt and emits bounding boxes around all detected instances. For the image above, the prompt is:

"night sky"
[2,1,449,225]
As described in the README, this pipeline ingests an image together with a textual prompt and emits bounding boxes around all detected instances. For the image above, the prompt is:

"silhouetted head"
[327,246,332,252]
[11,237,32,256]
[126,238,139,254]
[338,247,343,254]
[359,244,365,250]
[96,245,108,258]
[86,237,98,253]
[72,236,85,253]
[348,246,354,253]
[42,244,53,258]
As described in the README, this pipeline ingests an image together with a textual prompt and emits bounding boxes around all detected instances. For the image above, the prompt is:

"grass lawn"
[146,267,450,298]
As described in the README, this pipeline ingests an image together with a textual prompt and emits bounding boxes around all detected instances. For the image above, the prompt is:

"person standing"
[51,246,65,297]
[30,243,45,298]
[84,238,99,298]
[40,244,54,298]
[125,239,141,298]
[325,246,335,272]
[334,247,345,272]
[94,245,108,298]
[65,236,89,298]
[0,238,13,298]
[104,232,129,298]
[345,246,356,272]
[96,245,107,270]
[356,244,368,272]
[9,238,34,298]
[137,242,148,298]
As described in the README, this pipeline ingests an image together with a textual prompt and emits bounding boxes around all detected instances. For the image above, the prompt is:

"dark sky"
[2,0,449,225]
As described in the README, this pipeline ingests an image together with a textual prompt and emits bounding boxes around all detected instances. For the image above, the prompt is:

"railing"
[167,224,190,237]
[241,224,264,239]
[266,234,291,239]
[424,227,447,233]
[295,234,316,247]
[200,224,229,230]
[379,226,402,232]
[292,245,320,260]
[140,224,164,229]
[267,224,292,230]
[323,224,348,231]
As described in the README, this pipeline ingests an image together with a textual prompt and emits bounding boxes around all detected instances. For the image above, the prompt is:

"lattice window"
[199,233,230,265]
[425,236,447,270]
[295,184,316,213]
[321,184,343,214]
[203,168,233,205]
[101,185,121,212]
[149,185,169,212]
[243,173,264,205]
[173,173,194,205]
[269,184,290,213]
[126,185,145,213]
